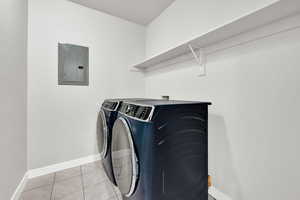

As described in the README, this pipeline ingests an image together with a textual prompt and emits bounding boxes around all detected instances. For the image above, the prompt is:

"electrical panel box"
[58,43,89,86]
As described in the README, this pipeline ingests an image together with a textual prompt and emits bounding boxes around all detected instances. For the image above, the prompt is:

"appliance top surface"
[104,98,151,103]
[125,99,212,106]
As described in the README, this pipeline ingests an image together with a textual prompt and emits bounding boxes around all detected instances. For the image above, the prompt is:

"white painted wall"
[145,0,300,199]
[27,0,145,169]
[0,0,28,199]
[146,0,278,57]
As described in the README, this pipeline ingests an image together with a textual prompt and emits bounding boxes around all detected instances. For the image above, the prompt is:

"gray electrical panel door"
[58,43,89,86]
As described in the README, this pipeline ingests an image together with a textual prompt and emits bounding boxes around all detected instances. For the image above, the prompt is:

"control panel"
[119,103,153,121]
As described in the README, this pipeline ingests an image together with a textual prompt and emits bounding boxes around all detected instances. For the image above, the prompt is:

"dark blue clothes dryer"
[97,98,151,185]
[111,100,211,200]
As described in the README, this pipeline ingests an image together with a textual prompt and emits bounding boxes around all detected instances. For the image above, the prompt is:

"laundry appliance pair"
[109,99,211,200]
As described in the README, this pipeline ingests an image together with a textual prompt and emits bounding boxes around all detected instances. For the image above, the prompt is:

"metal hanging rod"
[133,23,300,74]
[186,23,300,76]
[205,24,300,56]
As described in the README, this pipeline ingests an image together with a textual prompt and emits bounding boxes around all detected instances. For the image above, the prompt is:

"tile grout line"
[80,165,86,200]
[99,161,120,200]
[49,173,56,200]
[22,183,53,193]
[109,182,120,200]
[53,173,82,184]
[112,187,120,200]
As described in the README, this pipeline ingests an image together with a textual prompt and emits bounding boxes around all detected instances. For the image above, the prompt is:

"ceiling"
[68,0,175,25]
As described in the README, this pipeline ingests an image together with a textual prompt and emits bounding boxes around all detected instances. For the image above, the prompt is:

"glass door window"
[111,118,138,197]
[97,110,108,158]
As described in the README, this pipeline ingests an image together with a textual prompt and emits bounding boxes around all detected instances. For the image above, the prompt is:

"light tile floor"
[20,160,215,200]
[20,161,121,200]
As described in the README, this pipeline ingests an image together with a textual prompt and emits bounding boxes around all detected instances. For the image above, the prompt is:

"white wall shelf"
[132,0,300,73]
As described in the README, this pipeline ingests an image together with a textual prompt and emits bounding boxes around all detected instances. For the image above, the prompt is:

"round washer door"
[111,118,138,197]
[96,110,108,158]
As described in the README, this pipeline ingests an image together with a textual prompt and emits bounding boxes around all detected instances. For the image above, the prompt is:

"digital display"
[120,103,152,121]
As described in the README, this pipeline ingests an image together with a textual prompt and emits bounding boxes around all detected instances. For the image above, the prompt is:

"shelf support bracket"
[188,44,206,76]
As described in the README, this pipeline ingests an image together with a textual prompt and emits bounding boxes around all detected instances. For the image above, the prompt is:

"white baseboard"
[209,186,232,200]
[27,154,101,179]
[10,172,29,200]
